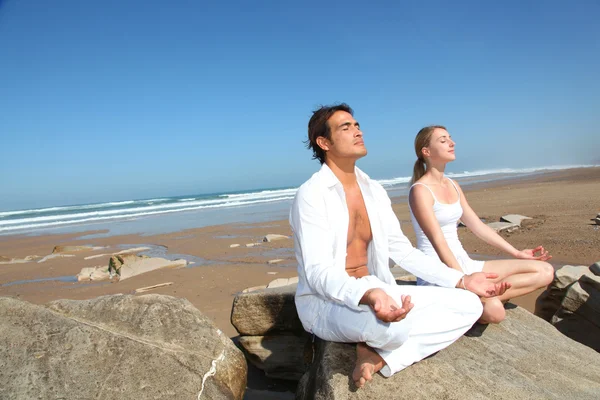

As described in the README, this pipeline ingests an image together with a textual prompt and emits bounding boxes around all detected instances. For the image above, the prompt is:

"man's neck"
[325,158,357,186]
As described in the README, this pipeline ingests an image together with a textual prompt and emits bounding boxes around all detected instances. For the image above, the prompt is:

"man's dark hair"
[305,103,354,164]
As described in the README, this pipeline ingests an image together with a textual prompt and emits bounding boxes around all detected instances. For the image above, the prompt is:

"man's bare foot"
[352,343,385,388]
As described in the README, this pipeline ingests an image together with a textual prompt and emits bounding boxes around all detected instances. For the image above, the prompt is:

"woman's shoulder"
[409,179,436,203]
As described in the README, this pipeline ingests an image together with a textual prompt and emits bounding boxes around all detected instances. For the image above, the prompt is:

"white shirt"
[289,163,464,333]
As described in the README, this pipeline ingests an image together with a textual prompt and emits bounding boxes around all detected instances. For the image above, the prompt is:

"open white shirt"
[289,163,464,333]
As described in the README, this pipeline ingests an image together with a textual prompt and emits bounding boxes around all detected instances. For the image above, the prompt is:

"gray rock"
[238,334,312,380]
[487,221,519,232]
[231,284,303,336]
[591,261,600,275]
[263,234,289,242]
[535,264,597,322]
[552,273,600,351]
[0,294,247,400]
[500,214,532,225]
[297,306,600,400]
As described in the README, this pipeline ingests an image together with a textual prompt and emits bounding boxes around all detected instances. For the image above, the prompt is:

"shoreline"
[1,166,599,340]
[3,165,598,240]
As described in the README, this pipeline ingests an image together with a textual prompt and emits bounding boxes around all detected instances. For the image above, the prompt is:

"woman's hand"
[514,246,552,261]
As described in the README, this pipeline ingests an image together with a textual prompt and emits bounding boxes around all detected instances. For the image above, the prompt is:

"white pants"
[310,283,483,377]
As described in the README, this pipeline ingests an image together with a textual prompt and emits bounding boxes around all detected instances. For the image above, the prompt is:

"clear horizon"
[1,1,599,211]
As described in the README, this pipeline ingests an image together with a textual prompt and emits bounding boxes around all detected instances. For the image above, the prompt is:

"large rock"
[535,264,596,321]
[233,282,310,381]
[231,284,303,336]
[238,334,312,380]
[0,294,247,400]
[552,273,600,351]
[297,306,600,400]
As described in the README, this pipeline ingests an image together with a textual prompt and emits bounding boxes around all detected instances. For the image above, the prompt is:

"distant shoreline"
[2,165,598,239]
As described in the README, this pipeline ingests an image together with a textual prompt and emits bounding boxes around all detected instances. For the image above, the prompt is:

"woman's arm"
[454,180,551,260]
[409,184,463,271]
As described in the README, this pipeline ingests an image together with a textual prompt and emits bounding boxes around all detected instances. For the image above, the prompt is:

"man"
[290,104,509,388]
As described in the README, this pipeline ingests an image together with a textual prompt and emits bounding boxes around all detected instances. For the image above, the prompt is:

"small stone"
[263,234,289,242]
[246,243,255,247]
[267,272,278,275]
[267,259,284,265]
[230,244,240,248]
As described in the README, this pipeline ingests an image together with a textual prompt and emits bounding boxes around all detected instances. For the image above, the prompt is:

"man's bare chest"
[345,190,373,244]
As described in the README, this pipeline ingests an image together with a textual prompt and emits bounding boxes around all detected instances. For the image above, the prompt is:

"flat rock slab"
[500,214,532,225]
[110,255,187,280]
[487,221,519,232]
[0,294,247,400]
[297,306,600,400]
[267,277,299,288]
[52,245,100,254]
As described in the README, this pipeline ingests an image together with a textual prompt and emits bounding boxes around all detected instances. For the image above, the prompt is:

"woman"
[408,125,554,324]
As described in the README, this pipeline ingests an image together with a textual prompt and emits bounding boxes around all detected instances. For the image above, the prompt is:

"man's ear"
[316,136,330,152]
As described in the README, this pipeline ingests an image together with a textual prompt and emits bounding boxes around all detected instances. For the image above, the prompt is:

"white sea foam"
[221,188,298,200]
[1,164,596,233]
[0,200,139,218]
[0,196,296,233]
[378,164,598,187]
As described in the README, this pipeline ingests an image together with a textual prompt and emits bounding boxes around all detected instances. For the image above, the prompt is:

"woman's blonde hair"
[410,125,447,184]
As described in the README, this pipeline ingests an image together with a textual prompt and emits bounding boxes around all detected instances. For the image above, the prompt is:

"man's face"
[319,111,367,162]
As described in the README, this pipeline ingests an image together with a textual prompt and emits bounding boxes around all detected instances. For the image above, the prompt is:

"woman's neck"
[425,164,446,184]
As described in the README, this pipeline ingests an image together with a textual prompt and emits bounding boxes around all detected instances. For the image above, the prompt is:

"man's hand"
[360,288,413,323]
[514,245,552,261]
[462,272,511,298]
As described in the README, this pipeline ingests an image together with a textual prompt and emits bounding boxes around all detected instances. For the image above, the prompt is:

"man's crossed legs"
[310,284,483,386]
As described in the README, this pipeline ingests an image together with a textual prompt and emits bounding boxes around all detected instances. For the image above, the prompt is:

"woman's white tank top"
[408,179,470,262]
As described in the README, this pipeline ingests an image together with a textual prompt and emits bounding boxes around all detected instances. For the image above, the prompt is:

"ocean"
[1,165,595,238]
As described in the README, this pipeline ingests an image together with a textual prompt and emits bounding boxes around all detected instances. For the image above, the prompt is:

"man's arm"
[290,185,385,311]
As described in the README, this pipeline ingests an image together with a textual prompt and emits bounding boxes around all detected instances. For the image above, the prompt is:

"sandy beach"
[1,167,599,342]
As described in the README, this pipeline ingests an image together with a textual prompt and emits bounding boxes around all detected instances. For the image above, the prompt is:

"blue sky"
[1,0,598,211]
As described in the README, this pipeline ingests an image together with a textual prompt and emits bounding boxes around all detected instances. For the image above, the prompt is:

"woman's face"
[424,128,455,163]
